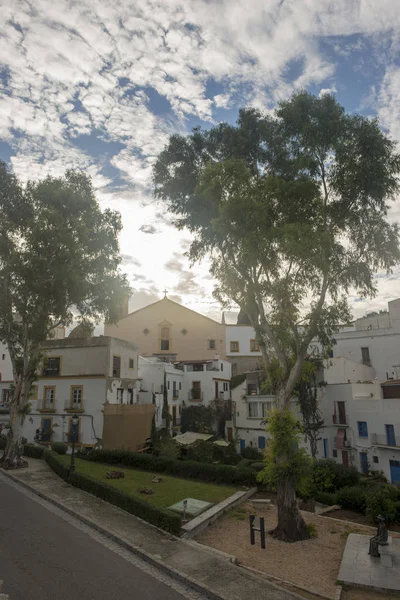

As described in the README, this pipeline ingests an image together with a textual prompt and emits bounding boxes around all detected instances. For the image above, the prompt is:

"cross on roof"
[163,288,168,298]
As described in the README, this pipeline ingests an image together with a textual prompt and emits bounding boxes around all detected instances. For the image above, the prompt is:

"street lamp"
[69,414,79,475]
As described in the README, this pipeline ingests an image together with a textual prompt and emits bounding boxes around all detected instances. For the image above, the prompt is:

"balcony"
[38,401,56,413]
[64,400,85,413]
[188,391,204,401]
[371,433,400,449]
[332,413,349,426]
[172,393,179,400]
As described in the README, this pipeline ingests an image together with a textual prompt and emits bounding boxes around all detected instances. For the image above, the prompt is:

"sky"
[1,0,400,325]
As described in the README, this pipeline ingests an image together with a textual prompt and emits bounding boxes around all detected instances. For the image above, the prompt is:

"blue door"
[390,460,400,484]
[323,439,328,458]
[258,436,266,449]
[360,452,368,475]
[386,424,396,446]
[240,439,245,451]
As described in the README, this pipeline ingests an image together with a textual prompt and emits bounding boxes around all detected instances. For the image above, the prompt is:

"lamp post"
[69,414,79,475]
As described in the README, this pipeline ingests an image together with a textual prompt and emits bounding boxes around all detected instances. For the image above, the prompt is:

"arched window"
[161,327,170,351]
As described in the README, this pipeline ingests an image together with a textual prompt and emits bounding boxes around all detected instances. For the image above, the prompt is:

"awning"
[336,428,346,449]
[173,431,213,446]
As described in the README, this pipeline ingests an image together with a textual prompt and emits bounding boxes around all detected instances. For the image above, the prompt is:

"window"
[250,339,260,352]
[357,421,368,438]
[41,418,52,442]
[179,382,182,390]
[1,389,10,404]
[209,339,216,350]
[223,382,229,392]
[161,327,170,351]
[248,402,259,418]
[70,386,83,409]
[332,449,337,458]
[261,402,272,417]
[43,386,55,409]
[361,347,371,366]
[67,417,79,443]
[1,354,5,360]
[128,358,134,369]
[167,380,170,390]
[173,381,178,398]
[42,357,61,376]
[221,363,223,371]
[373,456,379,464]
[230,341,239,352]
[128,389,134,405]
[117,388,124,403]
[113,355,121,377]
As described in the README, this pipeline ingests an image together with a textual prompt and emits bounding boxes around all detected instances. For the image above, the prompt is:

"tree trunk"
[0,404,28,469]
[272,474,310,542]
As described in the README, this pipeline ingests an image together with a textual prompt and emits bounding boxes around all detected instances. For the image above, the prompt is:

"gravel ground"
[342,588,399,600]
[197,501,393,599]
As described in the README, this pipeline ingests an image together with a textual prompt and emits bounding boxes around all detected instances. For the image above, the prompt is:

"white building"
[17,336,141,447]
[175,358,231,405]
[225,325,263,375]
[332,298,400,381]
[317,357,400,484]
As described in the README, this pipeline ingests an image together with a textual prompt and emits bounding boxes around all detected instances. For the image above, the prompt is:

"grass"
[58,457,237,508]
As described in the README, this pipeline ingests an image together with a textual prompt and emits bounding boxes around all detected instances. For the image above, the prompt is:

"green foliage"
[241,446,263,461]
[0,164,130,465]
[230,373,247,390]
[365,486,398,524]
[186,440,214,463]
[257,409,312,495]
[82,449,257,486]
[314,491,338,506]
[313,459,360,491]
[237,458,251,468]
[250,462,265,472]
[154,438,180,459]
[305,523,318,538]
[23,443,45,459]
[295,360,324,458]
[337,486,367,513]
[51,442,68,455]
[180,405,215,434]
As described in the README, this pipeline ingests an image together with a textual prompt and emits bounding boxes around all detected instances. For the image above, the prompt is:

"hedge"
[69,472,181,535]
[23,443,46,459]
[81,449,257,487]
[337,486,367,513]
[314,491,338,506]
[22,446,181,535]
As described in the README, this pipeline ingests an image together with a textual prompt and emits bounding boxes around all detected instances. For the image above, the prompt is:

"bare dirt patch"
[323,508,400,533]
[197,501,387,599]
[342,587,400,600]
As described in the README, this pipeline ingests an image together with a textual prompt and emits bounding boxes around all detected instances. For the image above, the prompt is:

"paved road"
[0,477,192,600]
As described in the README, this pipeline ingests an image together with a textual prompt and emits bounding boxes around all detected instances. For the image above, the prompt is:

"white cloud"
[1,0,400,315]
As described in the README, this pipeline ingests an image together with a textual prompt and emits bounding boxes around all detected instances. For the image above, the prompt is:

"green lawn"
[59,457,237,508]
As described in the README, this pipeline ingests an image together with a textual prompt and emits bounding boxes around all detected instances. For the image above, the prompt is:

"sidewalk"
[1,459,303,600]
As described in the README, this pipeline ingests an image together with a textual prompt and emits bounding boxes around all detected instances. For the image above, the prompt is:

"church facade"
[105,297,226,361]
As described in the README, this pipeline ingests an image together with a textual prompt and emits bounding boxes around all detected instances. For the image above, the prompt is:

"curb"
[0,468,299,600]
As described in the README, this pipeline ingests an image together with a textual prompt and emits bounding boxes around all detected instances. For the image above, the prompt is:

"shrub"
[23,443,45,459]
[186,440,214,463]
[314,491,338,506]
[241,447,263,461]
[0,435,7,450]
[305,523,318,538]
[44,450,70,479]
[313,459,360,491]
[250,462,265,472]
[154,438,180,460]
[82,449,257,487]
[365,485,398,524]
[337,486,367,513]
[51,442,68,455]
[237,458,251,468]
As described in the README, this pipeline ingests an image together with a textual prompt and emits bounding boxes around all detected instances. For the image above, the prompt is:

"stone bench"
[379,537,393,568]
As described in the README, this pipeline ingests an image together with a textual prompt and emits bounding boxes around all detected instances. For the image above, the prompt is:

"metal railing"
[188,391,204,401]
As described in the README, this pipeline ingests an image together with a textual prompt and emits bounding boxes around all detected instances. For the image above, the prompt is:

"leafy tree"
[0,164,130,468]
[295,360,324,459]
[154,92,400,540]
[237,308,251,325]
[180,405,215,434]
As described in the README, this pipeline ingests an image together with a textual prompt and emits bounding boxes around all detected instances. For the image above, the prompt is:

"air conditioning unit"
[343,440,351,448]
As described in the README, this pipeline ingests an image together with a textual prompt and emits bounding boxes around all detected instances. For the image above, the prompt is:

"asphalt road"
[0,477,189,600]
